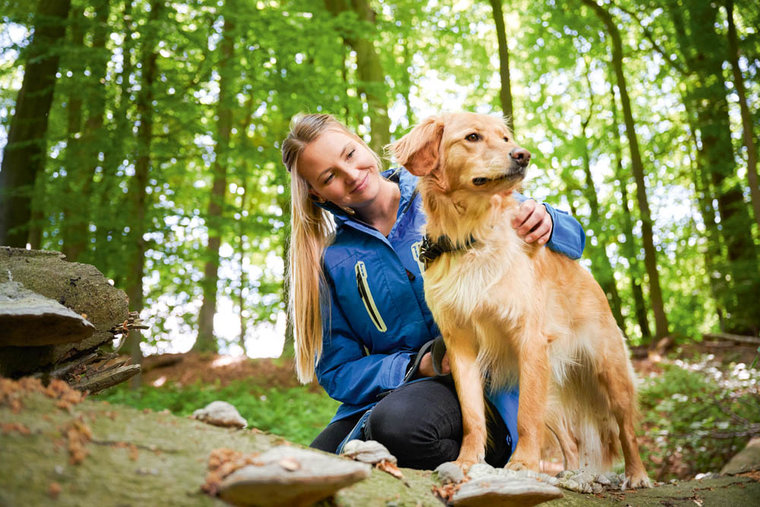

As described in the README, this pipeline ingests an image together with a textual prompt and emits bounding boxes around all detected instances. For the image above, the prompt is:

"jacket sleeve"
[314,278,415,405]
[514,192,586,260]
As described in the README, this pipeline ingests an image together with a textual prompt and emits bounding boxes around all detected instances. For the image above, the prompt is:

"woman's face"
[298,129,382,211]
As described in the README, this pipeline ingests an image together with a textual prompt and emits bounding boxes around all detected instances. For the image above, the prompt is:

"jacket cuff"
[543,202,586,260]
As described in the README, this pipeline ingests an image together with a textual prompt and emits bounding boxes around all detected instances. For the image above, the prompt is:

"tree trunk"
[681,92,727,330]
[324,0,390,154]
[195,2,236,353]
[62,0,111,262]
[488,0,514,132]
[125,0,163,386]
[61,6,86,259]
[94,0,133,281]
[237,183,248,357]
[580,130,626,333]
[575,63,626,332]
[674,0,760,335]
[726,0,760,233]
[582,0,670,342]
[0,0,71,247]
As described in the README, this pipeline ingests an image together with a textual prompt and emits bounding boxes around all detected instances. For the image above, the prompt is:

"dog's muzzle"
[472,165,525,186]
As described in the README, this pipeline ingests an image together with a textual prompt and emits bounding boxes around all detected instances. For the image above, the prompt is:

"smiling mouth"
[351,174,369,193]
[472,169,524,186]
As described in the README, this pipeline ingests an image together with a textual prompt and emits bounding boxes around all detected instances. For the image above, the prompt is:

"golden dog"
[391,112,651,488]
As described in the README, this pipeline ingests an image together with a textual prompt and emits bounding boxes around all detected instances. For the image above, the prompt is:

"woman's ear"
[308,190,326,204]
[389,116,444,177]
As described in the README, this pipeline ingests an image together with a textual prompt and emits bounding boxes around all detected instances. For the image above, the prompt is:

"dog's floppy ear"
[389,116,444,177]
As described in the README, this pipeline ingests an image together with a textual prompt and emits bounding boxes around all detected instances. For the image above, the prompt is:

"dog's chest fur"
[422,205,537,331]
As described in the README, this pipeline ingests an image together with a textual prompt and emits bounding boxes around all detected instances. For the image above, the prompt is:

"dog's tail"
[546,360,622,472]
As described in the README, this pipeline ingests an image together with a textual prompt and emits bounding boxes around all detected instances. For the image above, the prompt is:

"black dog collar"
[419,234,477,268]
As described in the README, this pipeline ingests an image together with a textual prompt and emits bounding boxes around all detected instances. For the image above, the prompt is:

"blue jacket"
[316,168,586,455]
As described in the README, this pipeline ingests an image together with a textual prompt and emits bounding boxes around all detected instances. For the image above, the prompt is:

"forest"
[1,0,759,363]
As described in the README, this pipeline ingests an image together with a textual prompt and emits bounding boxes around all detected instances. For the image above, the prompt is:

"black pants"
[310,376,511,470]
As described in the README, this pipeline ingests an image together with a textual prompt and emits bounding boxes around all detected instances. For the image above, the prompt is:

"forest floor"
[136,340,760,482]
[141,352,307,390]
[140,341,759,390]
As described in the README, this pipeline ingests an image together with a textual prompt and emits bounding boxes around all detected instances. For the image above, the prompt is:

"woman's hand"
[512,199,552,245]
[417,351,451,377]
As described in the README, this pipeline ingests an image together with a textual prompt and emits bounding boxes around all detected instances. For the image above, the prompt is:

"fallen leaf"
[48,482,62,499]
[377,459,404,480]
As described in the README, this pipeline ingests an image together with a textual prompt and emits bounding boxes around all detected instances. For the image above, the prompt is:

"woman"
[282,113,586,470]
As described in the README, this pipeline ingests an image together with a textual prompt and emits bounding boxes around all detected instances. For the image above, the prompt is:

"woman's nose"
[343,165,362,183]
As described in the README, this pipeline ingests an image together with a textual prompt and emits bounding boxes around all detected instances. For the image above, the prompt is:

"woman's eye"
[323,173,334,184]
[347,149,355,159]
[465,133,480,142]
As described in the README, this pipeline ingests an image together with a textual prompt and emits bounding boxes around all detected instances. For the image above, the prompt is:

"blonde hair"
[282,113,382,383]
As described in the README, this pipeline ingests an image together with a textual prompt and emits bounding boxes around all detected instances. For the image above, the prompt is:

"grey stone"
[218,446,371,507]
[452,475,563,507]
[341,439,397,464]
[595,473,611,486]
[435,461,466,484]
[0,281,95,346]
[468,463,497,479]
[557,478,582,492]
[191,401,247,429]
[722,437,760,475]
[0,247,129,375]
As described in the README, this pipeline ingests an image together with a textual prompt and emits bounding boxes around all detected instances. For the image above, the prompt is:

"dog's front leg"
[446,329,487,470]
[507,332,551,472]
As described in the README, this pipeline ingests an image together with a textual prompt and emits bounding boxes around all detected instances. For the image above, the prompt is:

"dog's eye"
[465,133,480,142]
[503,136,510,142]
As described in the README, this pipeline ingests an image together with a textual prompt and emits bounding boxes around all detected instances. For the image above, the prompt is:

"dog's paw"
[622,472,653,490]
[453,458,476,473]
[505,459,529,472]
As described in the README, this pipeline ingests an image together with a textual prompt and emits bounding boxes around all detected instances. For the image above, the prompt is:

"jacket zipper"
[355,261,388,332]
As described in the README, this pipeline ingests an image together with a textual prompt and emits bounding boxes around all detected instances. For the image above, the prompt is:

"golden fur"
[391,112,651,488]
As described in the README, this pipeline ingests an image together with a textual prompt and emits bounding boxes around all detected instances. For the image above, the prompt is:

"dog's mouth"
[472,167,525,186]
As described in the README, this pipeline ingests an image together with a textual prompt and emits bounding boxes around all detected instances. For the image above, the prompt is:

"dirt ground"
[139,352,319,391]
[139,341,758,390]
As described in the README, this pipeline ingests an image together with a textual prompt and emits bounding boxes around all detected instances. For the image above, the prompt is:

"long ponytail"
[282,114,380,383]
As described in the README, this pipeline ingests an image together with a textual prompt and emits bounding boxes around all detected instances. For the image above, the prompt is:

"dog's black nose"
[510,148,531,167]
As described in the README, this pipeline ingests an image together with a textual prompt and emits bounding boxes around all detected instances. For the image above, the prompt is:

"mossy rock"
[1,388,758,506]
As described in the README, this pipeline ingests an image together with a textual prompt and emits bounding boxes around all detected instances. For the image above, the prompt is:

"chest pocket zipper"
[355,261,388,332]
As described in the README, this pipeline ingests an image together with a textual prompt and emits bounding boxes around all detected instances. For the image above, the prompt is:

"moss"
[1,391,758,506]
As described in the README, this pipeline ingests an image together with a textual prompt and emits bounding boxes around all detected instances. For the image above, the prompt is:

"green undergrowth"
[637,355,760,480]
[95,380,340,446]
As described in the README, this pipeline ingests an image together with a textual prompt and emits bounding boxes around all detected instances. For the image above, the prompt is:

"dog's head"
[390,112,530,195]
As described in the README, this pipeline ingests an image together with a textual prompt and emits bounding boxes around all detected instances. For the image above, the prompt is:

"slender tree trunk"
[61,6,86,259]
[574,63,626,331]
[726,0,760,233]
[195,3,236,353]
[324,0,390,153]
[0,0,71,247]
[606,65,651,340]
[125,0,162,386]
[62,0,111,262]
[580,131,626,332]
[95,0,133,280]
[237,182,248,356]
[488,0,514,132]
[582,0,669,341]
[681,92,727,330]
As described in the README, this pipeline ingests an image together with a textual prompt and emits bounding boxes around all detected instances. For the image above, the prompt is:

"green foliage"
[1,0,760,346]
[638,357,760,479]
[96,380,340,447]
